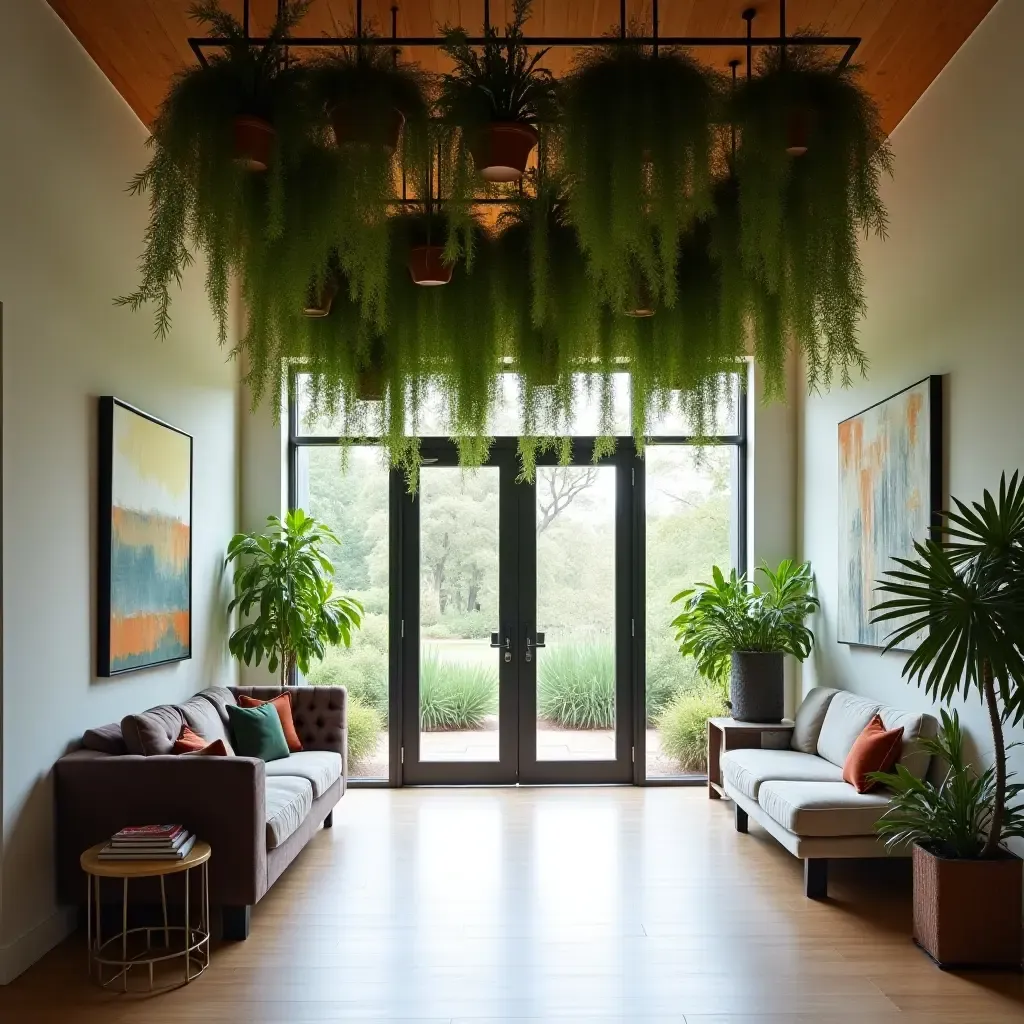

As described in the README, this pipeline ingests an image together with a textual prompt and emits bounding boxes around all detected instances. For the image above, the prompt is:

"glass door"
[517,444,634,783]
[400,441,633,784]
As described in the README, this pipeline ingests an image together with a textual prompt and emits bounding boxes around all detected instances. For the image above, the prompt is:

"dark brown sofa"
[55,686,346,939]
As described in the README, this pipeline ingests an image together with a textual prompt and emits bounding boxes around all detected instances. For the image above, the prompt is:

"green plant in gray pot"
[670,560,818,722]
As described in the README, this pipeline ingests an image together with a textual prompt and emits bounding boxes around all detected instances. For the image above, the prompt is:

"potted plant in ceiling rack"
[401,208,455,286]
[670,561,819,722]
[560,29,717,314]
[869,473,1024,970]
[117,0,311,342]
[730,42,889,393]
[438,0,558,183]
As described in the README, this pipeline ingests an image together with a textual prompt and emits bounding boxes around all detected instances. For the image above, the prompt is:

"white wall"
[798,0,1024,852]
[0,0,240,981]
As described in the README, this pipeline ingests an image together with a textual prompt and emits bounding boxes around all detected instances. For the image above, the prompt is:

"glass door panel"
[418,466,501,763]
[534,466,618,761]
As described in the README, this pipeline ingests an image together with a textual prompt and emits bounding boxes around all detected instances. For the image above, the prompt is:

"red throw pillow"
[172,725,208,754]
[238,694,303,752]
[843,714,904,793]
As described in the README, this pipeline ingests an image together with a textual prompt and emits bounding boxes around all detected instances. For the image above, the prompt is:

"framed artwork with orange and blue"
[98,397,192,676]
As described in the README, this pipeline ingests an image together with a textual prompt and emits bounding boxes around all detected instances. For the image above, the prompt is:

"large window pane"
[645,445,737,779]
[535,465,617,761]
[297,446,390,780]
[418,467,501,762]
[645,371,741,436]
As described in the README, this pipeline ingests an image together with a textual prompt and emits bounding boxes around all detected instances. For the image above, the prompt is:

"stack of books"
[97,824,197,861]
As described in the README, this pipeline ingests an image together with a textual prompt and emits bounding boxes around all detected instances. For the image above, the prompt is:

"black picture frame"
[837,375,943,650]
[97,397,194,677]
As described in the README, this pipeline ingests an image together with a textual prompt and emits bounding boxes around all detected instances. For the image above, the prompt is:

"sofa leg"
[323,810,334,829]
[222,904,251,941]
[734,804,748,834]
[804,858,828,900]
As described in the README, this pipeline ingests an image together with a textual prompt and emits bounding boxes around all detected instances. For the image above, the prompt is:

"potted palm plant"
[226,509,363,686]
[438,0,557,183]
[870,472,1024,969]
[670,560,819,722]
[118,0,310,341]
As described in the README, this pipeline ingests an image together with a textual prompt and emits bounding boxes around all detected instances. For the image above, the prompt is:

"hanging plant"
[117,0,312,342]
[731,43,891,391]
[438,0,558,184]
[560,32,718,312]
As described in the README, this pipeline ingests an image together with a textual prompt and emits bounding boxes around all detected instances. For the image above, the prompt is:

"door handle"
[525,633,546,662]
[490,632,512,663]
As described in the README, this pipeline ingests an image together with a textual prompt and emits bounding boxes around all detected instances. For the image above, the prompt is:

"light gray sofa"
[721,687,938,899]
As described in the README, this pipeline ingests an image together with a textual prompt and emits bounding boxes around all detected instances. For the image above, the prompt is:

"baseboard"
[0,906,76,985]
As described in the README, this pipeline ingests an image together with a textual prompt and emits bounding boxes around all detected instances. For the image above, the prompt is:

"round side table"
[80,839,211,991]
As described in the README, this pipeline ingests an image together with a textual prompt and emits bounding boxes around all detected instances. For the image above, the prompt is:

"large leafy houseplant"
[671,560,819,721]
[226,509,362,686]
[731,45,891,395]
[560,34,717,312]
[869,473,1024,969]
[119,0,311,343]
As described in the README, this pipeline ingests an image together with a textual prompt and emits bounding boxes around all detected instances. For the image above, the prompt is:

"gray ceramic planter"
[729,651,784,722]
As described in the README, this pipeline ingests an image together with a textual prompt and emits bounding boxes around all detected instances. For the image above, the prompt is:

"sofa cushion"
[265,751,342,798]
[121,704,185,756]
[196,686,238,727]
[82,722,128,756]
[843,715,904,793]
[757,780,892,837]
[816,691,882,767]
[721,748,844,800]
[265,776,314,849]
[180,694,235,755]
[791,688,839,754]
[239,693,303,752]
[879,706,937,780]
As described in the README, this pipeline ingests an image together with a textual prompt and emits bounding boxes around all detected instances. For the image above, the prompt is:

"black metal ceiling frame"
[188,0,861,73]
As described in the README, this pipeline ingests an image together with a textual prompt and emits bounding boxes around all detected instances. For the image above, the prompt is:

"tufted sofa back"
[229,686,347,755]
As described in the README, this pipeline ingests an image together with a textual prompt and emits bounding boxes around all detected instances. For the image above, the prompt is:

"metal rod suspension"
[743,9,755,78]
[780,0,787,68]
[620,0,626,39]
[243,0,250,40]
[484,0,490,35]
[392,5,399,67]
[729,59,739,167]
[652,0,658,57]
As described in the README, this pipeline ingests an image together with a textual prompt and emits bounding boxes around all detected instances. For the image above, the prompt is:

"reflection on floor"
[5,787,1024,1022]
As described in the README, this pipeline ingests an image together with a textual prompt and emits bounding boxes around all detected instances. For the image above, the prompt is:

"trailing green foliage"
[671,560,819,682]
[871,710,1024,859]
[347,695,382,766]
[871,471,1024,858]
[537,642,615,729]
[732,44,891,394]
[419,653,498,730]
[119,0,312,342]
[561,33,718,310]
[657,682,729,773]
[226,509,363,685]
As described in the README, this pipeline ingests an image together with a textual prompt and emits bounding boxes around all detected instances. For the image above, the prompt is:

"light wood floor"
[3,787,1024,1022]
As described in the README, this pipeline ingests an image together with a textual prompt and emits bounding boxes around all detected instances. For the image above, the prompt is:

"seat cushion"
[816,691,882,767]
[265,776,314,849]
[791,688,839,754]
[721,748,844,801]
[265,751,342,798]
[757,780,892,837]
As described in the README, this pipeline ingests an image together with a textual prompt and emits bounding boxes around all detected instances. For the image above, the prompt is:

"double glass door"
[400,441,634,784]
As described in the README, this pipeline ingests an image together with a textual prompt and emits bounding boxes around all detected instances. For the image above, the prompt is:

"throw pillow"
[843,714,904,793]
[182,738,228,757]
[172,725,208,754]
[226,703,290,762]
[238,693,304,752]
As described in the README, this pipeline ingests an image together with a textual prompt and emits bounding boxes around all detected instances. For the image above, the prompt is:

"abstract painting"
[838,376,942,649]
[98,398,192,675]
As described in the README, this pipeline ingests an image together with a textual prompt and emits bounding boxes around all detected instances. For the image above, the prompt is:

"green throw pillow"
[226,703,290,762]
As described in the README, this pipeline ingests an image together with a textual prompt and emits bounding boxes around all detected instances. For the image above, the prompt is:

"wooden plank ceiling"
[49,0,997,136]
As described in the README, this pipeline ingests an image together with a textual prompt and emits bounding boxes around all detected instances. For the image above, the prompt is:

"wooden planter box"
[913,843,1023,969]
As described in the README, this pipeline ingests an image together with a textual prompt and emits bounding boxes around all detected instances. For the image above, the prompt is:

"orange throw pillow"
[843,714,904,793]
[172,725,208,754]
[193,738,228,756]
[238,694,303,752]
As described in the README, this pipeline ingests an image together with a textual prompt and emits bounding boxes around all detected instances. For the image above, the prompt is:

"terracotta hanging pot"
[355,364,386,403]
[470,122,539,183]
[302,276,339,318]
[330,102,405,153]
[408,245,453,286]
[785,106,813,157]
[623,277,656,318]
[232,115,276,172]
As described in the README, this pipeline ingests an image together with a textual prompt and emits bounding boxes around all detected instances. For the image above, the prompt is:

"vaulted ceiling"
[49,0,997,135]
